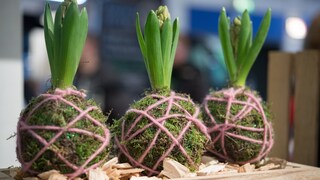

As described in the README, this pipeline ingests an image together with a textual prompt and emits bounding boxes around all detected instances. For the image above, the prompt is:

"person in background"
[172,35,211,103]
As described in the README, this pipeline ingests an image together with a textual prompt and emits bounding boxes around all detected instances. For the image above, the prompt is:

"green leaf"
[169,18,180,88]
[144,11,163,90]
[248,21,253,48]
[161,19,173,88]
[219,8,237,83]
[44,3,55,83]
[236,10,251,70]
[53,4,63,88]
[57,2,79,88]
[136,13,147,59]
[135,13,149,77]
[61,3,87,89]
[236,8,271,86]
[45,0,88,89]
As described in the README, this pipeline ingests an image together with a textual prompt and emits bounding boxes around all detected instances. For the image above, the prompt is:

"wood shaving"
[257,163,280,171]
[5,156,288,179]
[197,164,226,176]
[102,157,119,170]
[238,163,255,173]
[130,176,162,180]
[38,170,60,179]
[112,163,132,169]
[159,158,190,178]
[23,178,39,180]
[47,173,67,180]
[88,168,109,180]
[201,155,219,165]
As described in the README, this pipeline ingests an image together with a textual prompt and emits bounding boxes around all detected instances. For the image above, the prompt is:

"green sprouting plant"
[202,8,274,164]
[136,6,180,90]
[219,8,271,87]
[112,6,208,175]
[44,0,88,89]
[17,1,111,176]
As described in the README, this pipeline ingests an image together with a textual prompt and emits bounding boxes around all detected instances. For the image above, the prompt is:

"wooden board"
[267,52,292,159]
[293,50,320,166]
[2,163,320,180]
[173,163,320,180]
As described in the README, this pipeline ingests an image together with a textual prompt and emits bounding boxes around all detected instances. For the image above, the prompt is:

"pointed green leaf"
[219,8,237,83]
[56,2,79,88]
[236,10,251,69]
[59,2,87,89]
[44,3,55,83]
[168,18,179,88]
[145,11,163,90]
[236,8,271,86]
[136,13,147,59]
[161,19,173,88]
[52,4,63,88]
[135,13,150,78]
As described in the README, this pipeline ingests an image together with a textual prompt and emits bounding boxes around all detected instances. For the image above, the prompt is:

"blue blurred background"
[21,0,320,120]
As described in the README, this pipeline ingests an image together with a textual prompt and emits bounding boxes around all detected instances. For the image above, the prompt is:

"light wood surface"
[267,52,292,160]
[268,50,320,166]
[293,50,320,166]
[1,163,320,180]
[173,163,320,180]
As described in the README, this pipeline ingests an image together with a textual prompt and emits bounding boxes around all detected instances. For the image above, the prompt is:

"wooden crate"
[268,50,320,166]
[174,162,320,180]
[2,162,320,180]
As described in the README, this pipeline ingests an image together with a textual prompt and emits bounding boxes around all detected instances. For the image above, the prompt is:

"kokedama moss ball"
[16,88,111,178]
[113,89,209,176]
[203,87,274,164]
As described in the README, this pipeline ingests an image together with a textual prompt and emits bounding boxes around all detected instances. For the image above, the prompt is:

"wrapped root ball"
[113,90,209,176]
[16,88,111,178]
[203,87,273,164]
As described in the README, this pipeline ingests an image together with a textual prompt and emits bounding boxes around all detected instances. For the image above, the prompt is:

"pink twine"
[115,91,209,176]
[16,88,111,179]
[203,87,274,164]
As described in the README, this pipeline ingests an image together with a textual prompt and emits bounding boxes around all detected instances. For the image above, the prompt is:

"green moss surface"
[112,89,207,173]
[18,89,110,175]
[203,88,272,163]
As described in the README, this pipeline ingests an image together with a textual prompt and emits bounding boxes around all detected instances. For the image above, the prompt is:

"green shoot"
[218,8,271,87]
[219,8,237,83]
[136,6,180,90]
[44,0,88,89]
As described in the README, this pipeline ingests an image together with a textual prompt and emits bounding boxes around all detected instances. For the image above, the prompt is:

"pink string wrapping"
[16,88,111,179]
[203,87,274,164]
[115,91,210,176]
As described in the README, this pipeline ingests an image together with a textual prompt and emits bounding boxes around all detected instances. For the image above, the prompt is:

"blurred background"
[0,0,320,169]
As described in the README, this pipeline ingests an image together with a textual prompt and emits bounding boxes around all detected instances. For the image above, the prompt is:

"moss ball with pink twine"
[112,6,209,176]
[113,90,209,176]
[17,88,111,178]
[203,88,273,164]
[16,0,111,178]
[202,8,274,164]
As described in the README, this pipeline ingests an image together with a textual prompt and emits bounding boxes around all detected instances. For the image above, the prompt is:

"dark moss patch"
[112,89,207,174]
[18,90,110,175]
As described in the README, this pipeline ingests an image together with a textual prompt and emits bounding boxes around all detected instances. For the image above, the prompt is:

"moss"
[203,88,272,163]
[18,89,110,175]
[112,89,207,174]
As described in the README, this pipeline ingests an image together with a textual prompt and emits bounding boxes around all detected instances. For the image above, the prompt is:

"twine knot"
[54,88,86,98]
